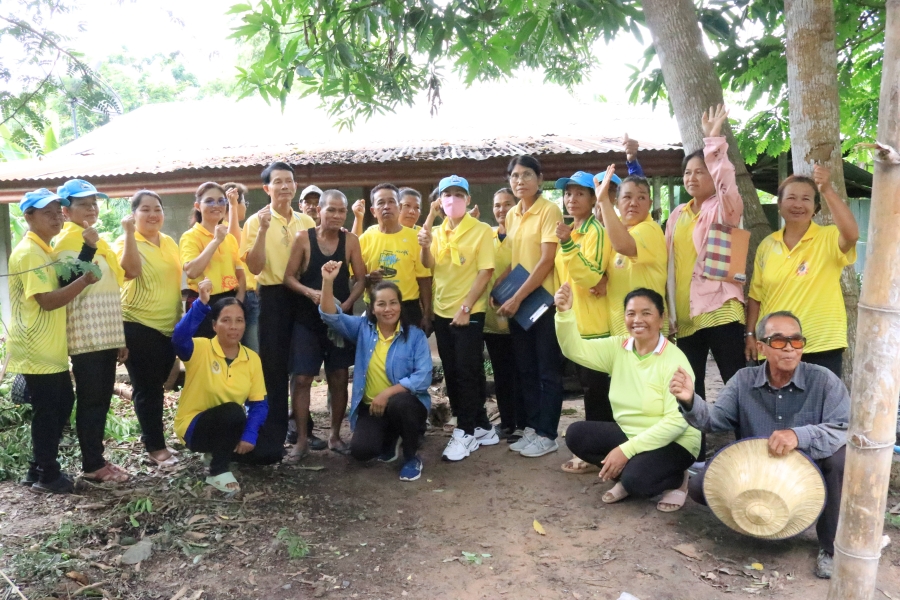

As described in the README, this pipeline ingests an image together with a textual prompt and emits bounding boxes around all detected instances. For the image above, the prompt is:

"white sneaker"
[520,435,559,457]
[474,426,500,446]
[442,429,479,461]
[509,427,537,452]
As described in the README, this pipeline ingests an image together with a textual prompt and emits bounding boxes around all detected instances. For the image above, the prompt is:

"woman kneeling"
[555,285,700,512]
[173,279,268,494]
[319,261,432,482]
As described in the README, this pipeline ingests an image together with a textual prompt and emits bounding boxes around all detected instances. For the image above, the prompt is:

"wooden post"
[0,204,12,324]
[827,2,900,598]
[652,177,662,212]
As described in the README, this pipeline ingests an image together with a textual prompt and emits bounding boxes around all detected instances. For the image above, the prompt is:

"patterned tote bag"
[703,202,750,284]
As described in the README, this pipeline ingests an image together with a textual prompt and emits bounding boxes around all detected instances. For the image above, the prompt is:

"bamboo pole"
[827,2,900,598]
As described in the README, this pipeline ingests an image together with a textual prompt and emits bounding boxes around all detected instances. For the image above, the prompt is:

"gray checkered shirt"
[680,362,849,459]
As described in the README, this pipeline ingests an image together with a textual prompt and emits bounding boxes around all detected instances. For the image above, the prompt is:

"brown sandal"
[561,456,598,474]
[84,463,130,483]
[601,481,630,504]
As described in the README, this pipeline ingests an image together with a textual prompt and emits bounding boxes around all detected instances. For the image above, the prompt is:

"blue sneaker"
[377,437,402,463]
[399,456,423,481]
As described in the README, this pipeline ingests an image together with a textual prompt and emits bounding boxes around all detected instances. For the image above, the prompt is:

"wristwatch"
[461,305,471,314]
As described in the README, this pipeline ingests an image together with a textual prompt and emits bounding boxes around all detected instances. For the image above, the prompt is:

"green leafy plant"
[125,497,153,527]
[461,551,491,565]
[276,527,310,559]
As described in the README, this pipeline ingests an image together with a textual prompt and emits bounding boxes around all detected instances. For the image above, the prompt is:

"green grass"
[276,528,311,559]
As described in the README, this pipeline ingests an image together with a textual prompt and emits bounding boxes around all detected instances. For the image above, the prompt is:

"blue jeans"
[509,307,564,440]
[241,290,260,353]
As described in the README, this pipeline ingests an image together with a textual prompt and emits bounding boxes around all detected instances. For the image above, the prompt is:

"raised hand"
[352,199,366,219]
[82,221,100,248]
[121,214,136,235]
[214,224,228,243]
[258,205,272,230]
[701,104,730,138]
[668,366,695,405]
[468,204,480,219]
[555,220,573,243]
[417,226,432,249]
[624,134,639,163]
[198,278,213,305]
[321,260,342,281]
[554,282,573,313]
[812,164,833,194]
[594,164,616,204]
[226,187,241,206]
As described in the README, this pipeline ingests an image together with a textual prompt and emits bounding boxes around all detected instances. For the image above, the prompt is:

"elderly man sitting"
[668,310,850,580]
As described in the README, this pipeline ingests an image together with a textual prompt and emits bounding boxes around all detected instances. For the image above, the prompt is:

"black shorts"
[289,321,355,376]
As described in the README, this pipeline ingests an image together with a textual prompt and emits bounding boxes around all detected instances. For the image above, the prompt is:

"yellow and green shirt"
[554,215,612,338]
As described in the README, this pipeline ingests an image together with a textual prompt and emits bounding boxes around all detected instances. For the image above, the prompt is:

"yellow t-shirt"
[750,223,856,353]
[429,214,495,319]
[240,207,316,286]
[179,223,244,294]
[505,196,563,296]
[242,261,257,291]
[554,215,612,338]
[7,232,69,374]
[114,231,183,336]
[673,203,744,337]
[484,228,512,335]
[363,323,400,402]
[607,217,668,337]
[359,226,431,302]
[174,337,266,440]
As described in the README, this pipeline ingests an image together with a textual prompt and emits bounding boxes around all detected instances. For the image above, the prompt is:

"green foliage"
[0,398,33,481]
[461,551,491,565]
[10,549,72,583]
[124,497,153,527]
[95,198,132,242]
[276,527,310,558]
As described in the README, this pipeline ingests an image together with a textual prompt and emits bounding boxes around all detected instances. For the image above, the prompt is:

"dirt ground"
[1,358,900,600]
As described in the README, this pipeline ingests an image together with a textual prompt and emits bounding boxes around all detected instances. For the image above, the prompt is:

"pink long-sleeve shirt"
[665,137,745,329]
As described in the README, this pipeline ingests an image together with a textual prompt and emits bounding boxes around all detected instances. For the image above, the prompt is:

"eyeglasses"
[202,197,228,206]
[761,335,806,350]
[509,172,537,183]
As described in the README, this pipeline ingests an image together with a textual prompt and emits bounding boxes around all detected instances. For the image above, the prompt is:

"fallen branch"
[0,568,29,600]
[73,581,106,597]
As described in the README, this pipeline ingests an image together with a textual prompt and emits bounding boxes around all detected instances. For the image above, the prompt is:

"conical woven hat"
[703,438,826,540]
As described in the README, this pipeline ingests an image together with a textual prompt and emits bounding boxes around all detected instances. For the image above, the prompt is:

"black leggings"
[123,321,176,453]
[565,420,695,498]
[71,349,118,473]
[578,366,613,422]
[186,402,247,476]
[24,372,76,483]
[676,320,745,400]
[350,393,427,463]
[484,333,523,431]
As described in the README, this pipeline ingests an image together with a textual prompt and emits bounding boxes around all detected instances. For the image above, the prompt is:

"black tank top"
[296,228,351,327]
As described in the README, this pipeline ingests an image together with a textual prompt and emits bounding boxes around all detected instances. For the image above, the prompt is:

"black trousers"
[484,333,523,431]
[509,307,564,440]
[566,420,695,498]
[689,445,845,554]
[71,349,118,473]
[433,314,489,435]
[802,349,844,380]
[401,299,423,328]
[350,393,427,463]
[123,321,176,453]
[677,320,745,400]
[186,402,246,476]
[578,365,613,422]
[24,372,76,483]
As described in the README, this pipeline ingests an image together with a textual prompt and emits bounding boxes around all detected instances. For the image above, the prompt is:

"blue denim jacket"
[320,307,432,429]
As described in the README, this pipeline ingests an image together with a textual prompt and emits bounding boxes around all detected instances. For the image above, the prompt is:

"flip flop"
[657,472,689,513]
[329,441,351,456]
[146,452,178,468]
[283,446,308,465]
[601,481,630,504]
[83,463,130,483]
[206,472,240,494]
[561,456,598,474]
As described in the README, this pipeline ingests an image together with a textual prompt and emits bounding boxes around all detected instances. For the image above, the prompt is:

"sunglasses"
[202,197,228,206]
[761,335,806,350]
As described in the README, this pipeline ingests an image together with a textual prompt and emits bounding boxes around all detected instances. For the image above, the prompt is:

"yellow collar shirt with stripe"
[179,223,245,294]
[239,207,315,286]
[555,308,701,459]
[505,196,563,296]
[7,232,69,374]
[607,217,668,337]
[673,203,744,338]
[114,231,183,336]
[750,222,856,354]
[554,215,612,338]
[174,337,267,441]
[359,226,431,302]
[429,213,496,319]
[53,222,126,355]
[484,227,513,335]
[363,322,400,402]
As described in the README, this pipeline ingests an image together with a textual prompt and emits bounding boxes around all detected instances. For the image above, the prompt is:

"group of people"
[7,104,855,577]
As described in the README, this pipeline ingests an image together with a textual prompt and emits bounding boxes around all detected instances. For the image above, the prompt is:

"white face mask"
[442,196,467,219]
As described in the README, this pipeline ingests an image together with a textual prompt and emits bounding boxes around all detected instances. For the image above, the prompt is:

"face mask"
[442,196,467,220]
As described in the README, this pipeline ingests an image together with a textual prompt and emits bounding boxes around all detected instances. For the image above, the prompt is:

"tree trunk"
[827,2,900,598]
[641,0,772,256]
[784,0,860,388]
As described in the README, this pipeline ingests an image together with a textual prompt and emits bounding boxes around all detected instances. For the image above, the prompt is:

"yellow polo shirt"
[242,262,257,291]
[673,203,744,338]
[363,322,400,402]
[505,196,563,295]
[750,222,856,353]
[484,228,512,335]
[608,217,668,337]
[554,215,612,338]
[240,207,316,286]
[179,223,244,294]
[174,337,266,440]
[359,226,430,302]
[429,214,495,318]
[114,231,183,335]
[7,232,69,374]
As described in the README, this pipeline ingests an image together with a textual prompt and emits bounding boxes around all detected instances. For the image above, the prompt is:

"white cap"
[300,185,324,199]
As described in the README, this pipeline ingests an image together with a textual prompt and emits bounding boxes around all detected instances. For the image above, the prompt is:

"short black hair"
[131,190,162,212]
[617,175,652,199]
[370,183,399,203]
[777,175,821,214]
[261,162,295,185]
[623,287,665,316]
[506,154,542,177]
[681,149,704,173]
[399,187,422,204]
[210,297,245,322]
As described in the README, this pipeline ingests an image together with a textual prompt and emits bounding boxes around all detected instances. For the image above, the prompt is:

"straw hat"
[703,438,826,540]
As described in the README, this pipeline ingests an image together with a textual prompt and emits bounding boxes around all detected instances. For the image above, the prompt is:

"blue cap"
[57,179,109,200]
[438,175,469,194]
[555,171,596,190]
[594,171,622,187]
[19,188,68,211]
